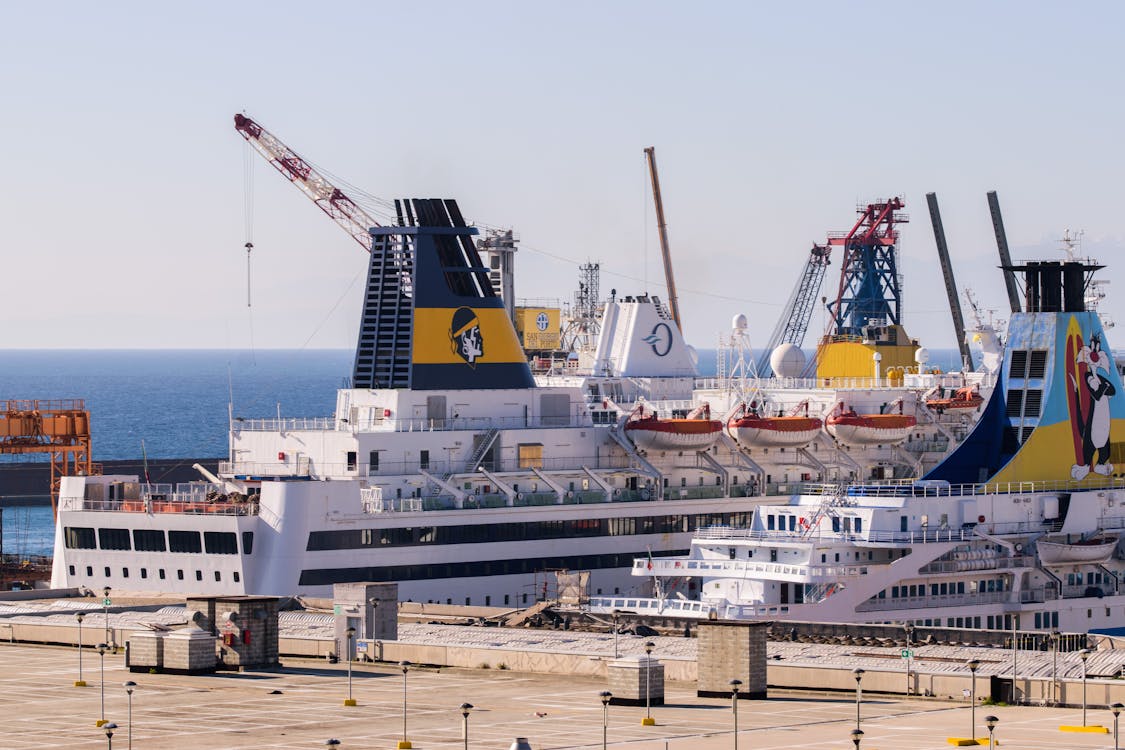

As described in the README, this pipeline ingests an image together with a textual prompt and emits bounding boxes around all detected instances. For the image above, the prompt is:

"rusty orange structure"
[0,399,98,513]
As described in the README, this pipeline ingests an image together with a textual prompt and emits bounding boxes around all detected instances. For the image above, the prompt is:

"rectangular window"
[133,529,166,552]
[233,572,240,583]
[68,565,75,576]
[242,531,254,555]
[122,568,129,578]
[169,530,202,553]
[86,566,93,576]
[140,568,148,579]
[98,528,131,550]
[204,532,238,555]
[215,571,222,582]
[176,569,184,580]
[159,569,166,580]
[369,451,380,471]
[196,570,203,581]
[104,566,111,577]
[65,527,97,549]
[346,451,357,471]
[855,518,862,533]
[419,450,430,470]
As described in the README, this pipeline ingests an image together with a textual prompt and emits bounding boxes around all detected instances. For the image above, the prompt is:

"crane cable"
[242,139,257,362]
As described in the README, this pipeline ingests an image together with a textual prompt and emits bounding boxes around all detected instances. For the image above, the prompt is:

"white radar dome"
[732,313,748,331]
[914,347,930,365]
[769,343,806,378]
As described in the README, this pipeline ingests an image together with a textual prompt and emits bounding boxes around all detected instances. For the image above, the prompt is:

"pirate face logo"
[450,307,484,367]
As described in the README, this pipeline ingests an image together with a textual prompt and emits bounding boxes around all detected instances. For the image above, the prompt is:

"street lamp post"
[599,691,613,750]
[102,586,111,649]
[985,715,998,750]
[460,702,473,750]
[904,623,914,695]
[730,679,742,750]
[1050,630,1060,705]
[642,641,655,726]
[76,612,87,687]
[103,722,117,750]
[398,661,412,749]
[96,642,108,727]
[853,668,865,730]
[612,610,620,659]
[966,658,980,741]
[1112,702,1123,750]
[343,626,356,706]
[123,681,136,750]
[1080,648,1092,726]
[851,728,864,749]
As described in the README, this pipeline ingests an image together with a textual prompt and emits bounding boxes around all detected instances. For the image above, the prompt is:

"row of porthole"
[68,564,240,584]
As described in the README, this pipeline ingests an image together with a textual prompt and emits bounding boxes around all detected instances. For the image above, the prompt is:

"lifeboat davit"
[926,386,984,412]
[625,415,723,451]
[729,414,822,448]
[826,404,916,446]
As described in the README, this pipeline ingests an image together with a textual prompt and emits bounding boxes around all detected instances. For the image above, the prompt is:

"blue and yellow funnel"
[924,260,1125,485]
[351,198,534,391]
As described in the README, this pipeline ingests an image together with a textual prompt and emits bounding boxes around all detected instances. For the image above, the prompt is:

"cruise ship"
[49,189,998,603]
[594,257,1125,635]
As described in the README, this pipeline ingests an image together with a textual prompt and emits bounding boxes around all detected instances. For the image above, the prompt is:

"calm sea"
[0,347,963,557]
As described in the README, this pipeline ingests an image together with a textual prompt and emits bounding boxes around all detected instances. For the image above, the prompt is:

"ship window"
[196,570,203,581]
[855,519,862,533]
[215,571,222,582]
[419,450,430,470]
[122,568,129,578]
[133,529,166,552]
[98,528,131,551]
[233,572,240,583]
[767,515,775,530]
[86,566,93,577]
[169,531,202,553]
[177,570,184,580]
[204,532,238,555]
[104,566,111,577]
[65,527,97,549]
[159,569,165,580]
[346,451,357,471]
[242,531,254,555]
[68,565,75,576]
[369,451,380,471]
[140,568,147,579]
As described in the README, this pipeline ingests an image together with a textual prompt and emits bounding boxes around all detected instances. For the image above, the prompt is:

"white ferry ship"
[595,257,1125,635]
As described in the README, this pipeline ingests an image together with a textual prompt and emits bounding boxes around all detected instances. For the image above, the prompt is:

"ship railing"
[919,555,1036,574]
[1061,584,1111,600]
[902,438,951,454]
[587,596,713,616]
[690,526,975,544]
[857,589,1015,612]
[72,497,258,515]
[230,414,597,433]
[221,455,636,479]
[631,557,867,580]
[797,476,1125,498]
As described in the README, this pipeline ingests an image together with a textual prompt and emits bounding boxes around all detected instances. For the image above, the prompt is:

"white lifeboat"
[1037,536,1118,565]
[825,401,916,446]
[625,402,723,451]
[728,400,822,448]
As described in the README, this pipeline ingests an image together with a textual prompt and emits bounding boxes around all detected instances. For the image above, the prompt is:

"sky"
[2,2,1124,353]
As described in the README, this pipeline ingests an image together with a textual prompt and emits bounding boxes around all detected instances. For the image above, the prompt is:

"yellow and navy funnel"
[924,260,1125,485]
[351,198,534,391]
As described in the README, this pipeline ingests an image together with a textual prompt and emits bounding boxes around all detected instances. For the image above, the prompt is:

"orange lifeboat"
[728,401,822,448]
[925,385,984,413]
[825,402,915,446]
[625,403,723,451]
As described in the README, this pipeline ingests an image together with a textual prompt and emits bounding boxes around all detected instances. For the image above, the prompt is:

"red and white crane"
[234,113,381,252]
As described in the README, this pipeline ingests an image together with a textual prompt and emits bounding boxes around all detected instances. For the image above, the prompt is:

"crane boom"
[643,146,681,331]
[234,114,379,252]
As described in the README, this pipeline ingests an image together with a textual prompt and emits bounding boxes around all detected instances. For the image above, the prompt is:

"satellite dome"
[914,347,930,365]
[732,313,748,331]
[770,343,806,378]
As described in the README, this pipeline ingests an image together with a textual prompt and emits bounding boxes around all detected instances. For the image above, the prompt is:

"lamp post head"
[324,740,341,748]
[1080,648,1092,662]
[103,586,111,598]
[729,678,742,696]
[985,715,998,730]
[850,728,864,748]
[853,667,865,682]
[346,626,356,639]
[104,722,117,738]
[600,690,613,706]
[966,658,980,673]
[400,660,411,673]
[123,681,136,695]
[644,641,655,655]
[904,623,914,634]
[96,642,108,656]
[76,612,85,623]
[461,702,474,718]
[1113,702,1124,717]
